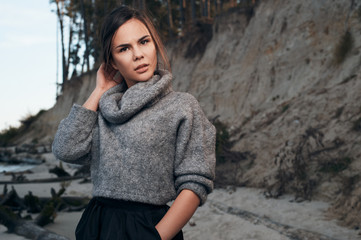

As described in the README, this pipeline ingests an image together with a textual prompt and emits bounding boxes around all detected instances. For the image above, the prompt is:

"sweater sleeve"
[52,104,98,164]
[174,94,216,206]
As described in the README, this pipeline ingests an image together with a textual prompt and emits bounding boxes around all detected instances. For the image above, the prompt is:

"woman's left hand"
[155,189,200,240]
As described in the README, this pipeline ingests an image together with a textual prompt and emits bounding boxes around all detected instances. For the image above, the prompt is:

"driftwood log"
[0,206,70,240]
[0,185,89,239]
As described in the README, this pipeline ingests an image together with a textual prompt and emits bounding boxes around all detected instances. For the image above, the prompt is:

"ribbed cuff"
[177,182,208,206]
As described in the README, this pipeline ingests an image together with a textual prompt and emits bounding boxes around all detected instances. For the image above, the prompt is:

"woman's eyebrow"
[138,35,151,42]
[114,42,130,49]
[114,35,151,49]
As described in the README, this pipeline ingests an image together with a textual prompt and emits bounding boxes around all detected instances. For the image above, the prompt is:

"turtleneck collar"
[99,69,173,124]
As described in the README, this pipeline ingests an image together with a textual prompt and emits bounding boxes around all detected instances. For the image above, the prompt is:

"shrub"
[319,157,352,173]
[282,104,289,113]
[0,126,21,146]
[341,174,359,196]
[334,31,354,64]
[20,110,45,129]
[352,117,361,131]
[0,109,45,146]
[333,106,344,118]
[214,120,231,164]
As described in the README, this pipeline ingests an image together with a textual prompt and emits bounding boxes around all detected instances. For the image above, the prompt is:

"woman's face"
[111,18,157,88]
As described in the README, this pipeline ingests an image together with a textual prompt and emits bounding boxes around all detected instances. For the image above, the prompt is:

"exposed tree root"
[210,200,338,240]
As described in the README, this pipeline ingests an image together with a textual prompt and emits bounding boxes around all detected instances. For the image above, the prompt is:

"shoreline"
[0,154,360,240]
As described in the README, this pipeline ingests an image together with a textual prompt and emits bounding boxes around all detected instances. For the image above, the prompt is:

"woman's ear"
[110,59,118,70]
[113,71,123,83]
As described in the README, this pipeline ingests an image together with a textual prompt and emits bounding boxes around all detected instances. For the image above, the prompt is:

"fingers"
[97,63,123,87]
[104,64,123,83]
[106,64,117,77]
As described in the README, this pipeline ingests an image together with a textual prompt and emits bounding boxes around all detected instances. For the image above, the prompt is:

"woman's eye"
[119,47,128,52]
[140,39,149,45]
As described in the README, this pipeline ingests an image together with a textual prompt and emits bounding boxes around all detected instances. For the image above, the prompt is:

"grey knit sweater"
[52,70,216,205]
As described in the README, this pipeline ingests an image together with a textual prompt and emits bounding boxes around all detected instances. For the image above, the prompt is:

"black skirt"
[75,197,184,240]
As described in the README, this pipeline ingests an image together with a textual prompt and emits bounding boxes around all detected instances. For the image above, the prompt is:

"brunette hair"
[100,5,170,72]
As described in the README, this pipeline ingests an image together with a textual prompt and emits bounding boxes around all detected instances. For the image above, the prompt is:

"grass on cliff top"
[0,110,45,146]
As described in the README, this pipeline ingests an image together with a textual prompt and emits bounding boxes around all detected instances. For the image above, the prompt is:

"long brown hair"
[100,6,170,73]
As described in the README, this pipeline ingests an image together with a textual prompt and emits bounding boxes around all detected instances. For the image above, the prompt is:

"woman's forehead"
[112,19,150,45]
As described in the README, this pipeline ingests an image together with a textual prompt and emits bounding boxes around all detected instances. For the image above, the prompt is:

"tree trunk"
[132,0,145,9]
[140,0,146,10]
[190,0,196,24]
[79,0,90,72]
[201,0,208,17]
[207,0,211,18]
[166,0,174,36]
[179,0,185,27]
[204,0,209,18]
[55,0,67,90]
[0,187,71,240]
[72,19,83,75]
[66,21,73,79]
[0,208,70,240]
[80,52,84,74]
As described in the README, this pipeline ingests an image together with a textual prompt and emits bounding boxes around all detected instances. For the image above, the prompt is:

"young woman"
[52,5,216,240]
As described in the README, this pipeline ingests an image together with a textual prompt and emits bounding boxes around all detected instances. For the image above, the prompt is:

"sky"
[0,1,58,132]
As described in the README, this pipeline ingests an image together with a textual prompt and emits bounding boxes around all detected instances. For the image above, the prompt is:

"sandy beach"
[0,153,360,240]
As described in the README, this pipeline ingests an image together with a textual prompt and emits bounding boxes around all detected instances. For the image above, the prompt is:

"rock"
[49,166,71,178]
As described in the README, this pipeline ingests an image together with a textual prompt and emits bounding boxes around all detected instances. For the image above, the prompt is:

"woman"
[52,5,216,240]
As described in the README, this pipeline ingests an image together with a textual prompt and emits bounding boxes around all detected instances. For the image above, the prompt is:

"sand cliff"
[13,0,361,230]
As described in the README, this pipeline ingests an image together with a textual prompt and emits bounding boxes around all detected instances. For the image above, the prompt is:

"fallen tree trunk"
[0,206,70,240]
[15,221,71,240]
[0,186,89,239]
[210,200,338,240]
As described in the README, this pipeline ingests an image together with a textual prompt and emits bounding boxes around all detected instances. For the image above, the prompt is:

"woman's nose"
[133,47,144,61]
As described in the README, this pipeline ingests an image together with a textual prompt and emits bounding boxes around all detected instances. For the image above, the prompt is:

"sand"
[0,154,360,240]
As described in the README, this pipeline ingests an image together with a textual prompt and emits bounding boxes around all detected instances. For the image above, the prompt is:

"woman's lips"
[135,64,149,73]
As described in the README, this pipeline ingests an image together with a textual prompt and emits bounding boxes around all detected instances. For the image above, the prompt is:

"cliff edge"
[13,0,361,230]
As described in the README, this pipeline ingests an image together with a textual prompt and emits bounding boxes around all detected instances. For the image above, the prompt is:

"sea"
[0,163,36,173]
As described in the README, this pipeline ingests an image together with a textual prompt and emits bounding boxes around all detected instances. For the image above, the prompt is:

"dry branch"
[0,175,88,184]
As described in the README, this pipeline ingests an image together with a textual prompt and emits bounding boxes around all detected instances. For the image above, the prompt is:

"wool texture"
[52,70,216,205]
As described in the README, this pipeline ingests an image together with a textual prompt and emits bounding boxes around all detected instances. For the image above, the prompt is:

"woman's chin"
[125,75,153,87]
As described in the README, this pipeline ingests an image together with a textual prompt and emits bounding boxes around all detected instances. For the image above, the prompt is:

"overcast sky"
[0,1,58,131]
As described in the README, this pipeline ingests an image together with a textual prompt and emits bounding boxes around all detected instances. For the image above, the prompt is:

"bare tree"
[201,0,210,18]
[50,0,246,97]
[179,0,185,28]
[166,0,174,36]
[53,0,68,88]
[79,0,90,72]
[190,0,196,24]
[141,0,146,10]
[132,0,146,10]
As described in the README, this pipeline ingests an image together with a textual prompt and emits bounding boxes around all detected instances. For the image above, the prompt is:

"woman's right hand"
[96,63,121,92]
[83,63,121,112]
